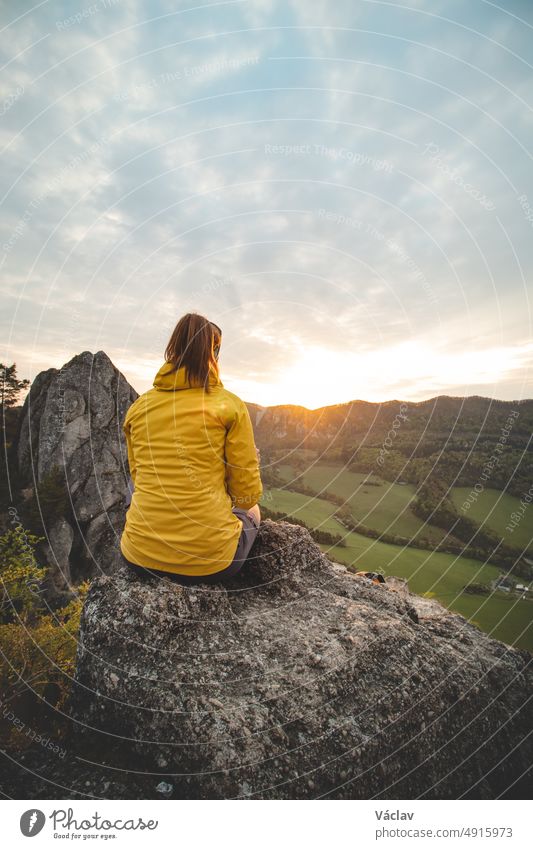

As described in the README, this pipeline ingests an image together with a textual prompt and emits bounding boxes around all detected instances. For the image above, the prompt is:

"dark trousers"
[124,553,248,586]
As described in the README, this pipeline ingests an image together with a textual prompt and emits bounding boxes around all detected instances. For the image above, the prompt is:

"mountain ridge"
[247,393,533,415]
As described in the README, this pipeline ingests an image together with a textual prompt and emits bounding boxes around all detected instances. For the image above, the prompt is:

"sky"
[1,0,533,409]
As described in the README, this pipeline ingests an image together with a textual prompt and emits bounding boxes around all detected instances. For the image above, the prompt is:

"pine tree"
[0,363,30,409]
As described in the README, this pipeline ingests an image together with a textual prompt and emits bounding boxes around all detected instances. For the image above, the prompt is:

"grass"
[451,486,533,554]
[261,485,533,653]
[276,462,453,544]
[262,487,343,535]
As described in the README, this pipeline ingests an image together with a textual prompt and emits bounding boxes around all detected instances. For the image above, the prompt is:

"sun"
[227,345,369,409]
[223,339,531,409]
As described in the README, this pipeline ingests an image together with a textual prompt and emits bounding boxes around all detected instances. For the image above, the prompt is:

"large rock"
[41,516,75,595]
[69,520,533,800]
[16,351,137,584]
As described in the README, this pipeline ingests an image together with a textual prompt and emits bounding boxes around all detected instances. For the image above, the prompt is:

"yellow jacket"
[120,361,263,575]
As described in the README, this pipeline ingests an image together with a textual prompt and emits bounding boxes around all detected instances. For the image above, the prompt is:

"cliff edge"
[68,519,533,800]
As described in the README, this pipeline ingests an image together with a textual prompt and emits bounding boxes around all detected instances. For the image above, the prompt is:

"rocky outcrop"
[16,351,137,586]
[70,520,533,800]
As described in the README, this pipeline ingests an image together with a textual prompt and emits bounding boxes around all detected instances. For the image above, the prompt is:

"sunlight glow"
[224,341,533,409]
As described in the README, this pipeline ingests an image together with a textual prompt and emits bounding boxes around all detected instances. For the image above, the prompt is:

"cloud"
[1,0,532,405]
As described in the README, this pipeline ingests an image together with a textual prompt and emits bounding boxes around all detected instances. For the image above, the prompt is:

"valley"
[255,397,533,651]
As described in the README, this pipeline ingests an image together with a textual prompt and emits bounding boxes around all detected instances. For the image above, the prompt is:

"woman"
[120,313,263,585]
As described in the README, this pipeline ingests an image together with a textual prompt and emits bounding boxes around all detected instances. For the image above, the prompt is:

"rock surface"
[70,519,533,800]
[16,351,137,585]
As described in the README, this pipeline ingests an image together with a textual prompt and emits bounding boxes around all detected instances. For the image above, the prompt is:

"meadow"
[261,478,533,652]
[276,462,457,543]
[450,486,533,554]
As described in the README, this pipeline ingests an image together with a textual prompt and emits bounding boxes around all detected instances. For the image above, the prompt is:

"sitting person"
[120,312,262,585]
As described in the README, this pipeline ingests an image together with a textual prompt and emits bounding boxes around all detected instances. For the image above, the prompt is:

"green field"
[261,486,533,652]
[276,462,454,544]
[451,487,533,554]
[262,486,343,535]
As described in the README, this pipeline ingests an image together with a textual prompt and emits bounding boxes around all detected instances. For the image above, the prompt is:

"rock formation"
[16,351,137,591]
[69,519,533,800]
[9,351,532,799]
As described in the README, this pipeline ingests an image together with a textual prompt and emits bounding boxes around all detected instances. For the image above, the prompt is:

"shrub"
[0,525,88,750]
[0,526,45,622]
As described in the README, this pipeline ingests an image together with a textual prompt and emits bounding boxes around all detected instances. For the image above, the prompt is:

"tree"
[0,525,88,748]
[0,526,45,623]
[0,363,30,409]
[0,363,29,509]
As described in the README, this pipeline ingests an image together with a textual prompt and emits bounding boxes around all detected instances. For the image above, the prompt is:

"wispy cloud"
[1,0,532,405]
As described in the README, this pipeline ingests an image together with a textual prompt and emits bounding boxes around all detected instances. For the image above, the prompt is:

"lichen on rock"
[69,519,533,800]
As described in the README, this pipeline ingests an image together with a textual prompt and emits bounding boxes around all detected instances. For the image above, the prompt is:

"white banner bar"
[2,799,529,848]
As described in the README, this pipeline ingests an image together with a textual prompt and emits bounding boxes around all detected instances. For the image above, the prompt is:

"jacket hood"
[153,361,223,391]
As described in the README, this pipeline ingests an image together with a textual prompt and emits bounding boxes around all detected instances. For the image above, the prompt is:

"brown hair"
[164,313,222,393]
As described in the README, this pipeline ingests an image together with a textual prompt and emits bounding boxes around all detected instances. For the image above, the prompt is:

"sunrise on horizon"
[2,1,533,410]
